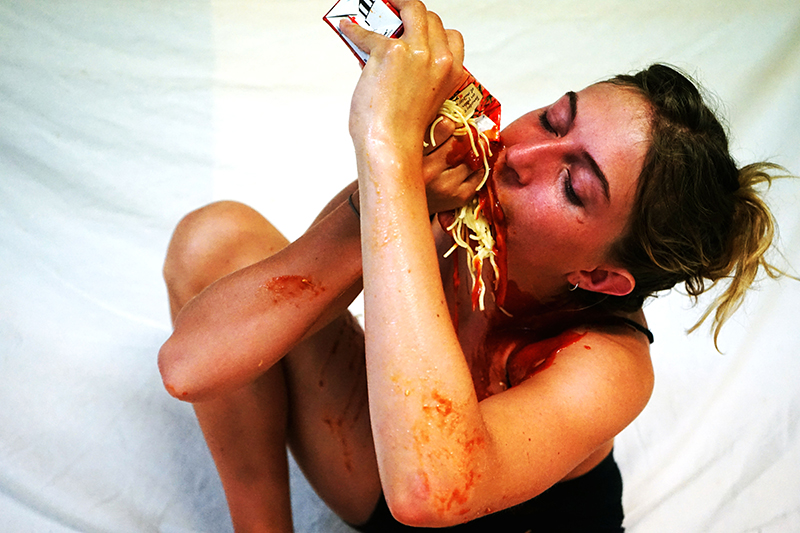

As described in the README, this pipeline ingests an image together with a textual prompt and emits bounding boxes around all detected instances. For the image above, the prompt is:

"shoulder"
[515,310,654,421]
[473,311,653,500]
[497,309,654,433]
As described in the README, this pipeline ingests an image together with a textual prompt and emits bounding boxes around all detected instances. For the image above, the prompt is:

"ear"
[571,266,635,297]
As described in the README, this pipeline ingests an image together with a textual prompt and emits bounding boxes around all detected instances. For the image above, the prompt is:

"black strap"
[615,316,655,344]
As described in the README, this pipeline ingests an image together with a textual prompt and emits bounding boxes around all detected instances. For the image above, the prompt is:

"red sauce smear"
[260,275,323,304]
[505,330,586,387]
[416,388,485,517]
[446,132,476,169]
[470,252,484,310]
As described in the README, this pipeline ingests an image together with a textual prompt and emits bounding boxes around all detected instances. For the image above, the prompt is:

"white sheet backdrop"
[1,1,799,531]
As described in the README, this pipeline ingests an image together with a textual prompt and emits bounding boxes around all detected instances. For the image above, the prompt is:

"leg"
[284,312,381,525]
[191,367,294,533]
[165,201,295,532]
[163,200,381,531]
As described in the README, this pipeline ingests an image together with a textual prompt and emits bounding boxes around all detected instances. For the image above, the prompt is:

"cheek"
[503,199,601,276]
[503,186,570,247]
[504,199,566,266]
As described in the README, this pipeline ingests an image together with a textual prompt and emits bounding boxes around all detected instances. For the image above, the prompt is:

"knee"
[164,201,289,310]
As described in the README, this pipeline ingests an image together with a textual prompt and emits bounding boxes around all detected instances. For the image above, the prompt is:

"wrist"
[354,127,424,162]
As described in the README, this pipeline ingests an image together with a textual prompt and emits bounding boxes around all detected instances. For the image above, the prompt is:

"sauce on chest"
[435,198,588,402]
[445,274,586,401]
[465,320,587,401]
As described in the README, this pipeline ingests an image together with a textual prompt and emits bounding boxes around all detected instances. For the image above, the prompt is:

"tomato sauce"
[260,275,323,304]
[505,330,586,387]
[415,388,486,517]
[478,162,507,308]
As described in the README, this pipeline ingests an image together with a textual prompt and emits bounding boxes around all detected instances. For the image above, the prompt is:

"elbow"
[385,491,435,528]
[158,336,200,402]
[383,475,472,528]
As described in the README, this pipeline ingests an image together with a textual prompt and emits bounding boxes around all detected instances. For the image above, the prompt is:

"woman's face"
[493,82,651,302]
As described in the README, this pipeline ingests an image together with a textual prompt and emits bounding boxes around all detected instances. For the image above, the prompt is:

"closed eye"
[563,170,584,207]
[539,111,558,136]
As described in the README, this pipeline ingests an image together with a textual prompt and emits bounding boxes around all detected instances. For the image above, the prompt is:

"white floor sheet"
[1,1,799,531]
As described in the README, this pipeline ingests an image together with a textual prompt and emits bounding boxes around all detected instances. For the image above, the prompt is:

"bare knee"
[164,201,289,318]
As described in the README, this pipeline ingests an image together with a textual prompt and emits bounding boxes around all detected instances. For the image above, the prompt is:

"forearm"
[342,6,496,522]
[159,192,363,402]
[359,150,491,523]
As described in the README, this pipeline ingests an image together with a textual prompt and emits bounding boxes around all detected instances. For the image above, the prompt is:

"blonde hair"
[688,163,790,343]
[580,65,795,348]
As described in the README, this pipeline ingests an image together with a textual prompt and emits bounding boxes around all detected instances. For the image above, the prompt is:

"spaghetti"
[430,97,503,311]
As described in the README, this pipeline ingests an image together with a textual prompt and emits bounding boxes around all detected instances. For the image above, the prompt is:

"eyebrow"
[583,150,610,202]
[569,91,611,203]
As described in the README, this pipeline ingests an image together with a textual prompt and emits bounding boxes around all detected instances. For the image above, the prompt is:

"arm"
[159,183,364,402]
[344,3,494,521]
[343,2,653,526]
[158,127,476,402]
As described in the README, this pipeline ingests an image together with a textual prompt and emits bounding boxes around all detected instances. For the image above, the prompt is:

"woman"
[158,1,785,531]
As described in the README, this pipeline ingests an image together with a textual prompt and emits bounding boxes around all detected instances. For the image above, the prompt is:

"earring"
[569,282,579,292]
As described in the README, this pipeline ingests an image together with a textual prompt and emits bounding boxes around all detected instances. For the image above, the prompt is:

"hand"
[341,0,466,155]
[422,117,484,214]
[347,119,483,216]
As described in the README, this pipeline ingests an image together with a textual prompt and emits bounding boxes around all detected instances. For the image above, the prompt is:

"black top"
[609,316,654,344]
[350,449,625,532]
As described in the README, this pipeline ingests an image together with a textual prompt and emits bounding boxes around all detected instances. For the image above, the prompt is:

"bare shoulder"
[475,311,653,502]
[544,309,655,419]
[574,309,654,380]
[504,309,653,400]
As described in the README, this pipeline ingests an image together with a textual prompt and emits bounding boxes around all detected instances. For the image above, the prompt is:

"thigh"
[283,311,382,526]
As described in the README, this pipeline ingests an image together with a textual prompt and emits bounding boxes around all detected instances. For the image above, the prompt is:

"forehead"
[577,82,651,128]
[575,83,652,204]
[575,83,652,154]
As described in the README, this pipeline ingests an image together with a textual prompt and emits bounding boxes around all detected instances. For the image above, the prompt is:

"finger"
[423,140,454,178]
[423,117,456,156]
[338,18,386,56]
[423,11,464,76]
[390,0,429,41]
[459,167,486,193]
[445,29,465,71]
[424,12,455,83]
[424,11,451,59]
[423,146,482,192]
[425,165,483,214]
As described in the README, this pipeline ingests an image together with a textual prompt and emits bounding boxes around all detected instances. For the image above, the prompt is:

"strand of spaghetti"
[437,100,493,189]
[443,194,497,310]
[426,99,498,311]
[426,100,493,189]
[426,115,446,148]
